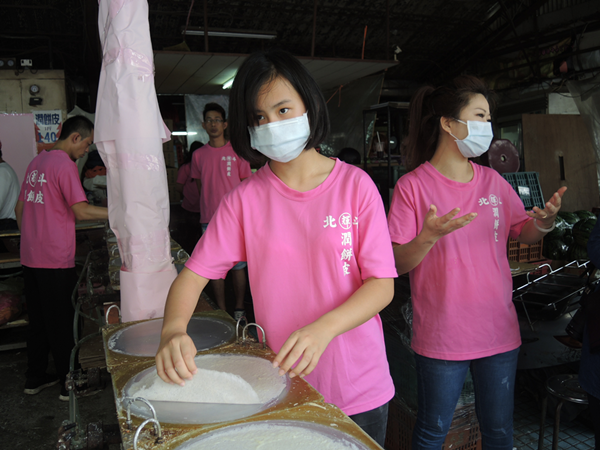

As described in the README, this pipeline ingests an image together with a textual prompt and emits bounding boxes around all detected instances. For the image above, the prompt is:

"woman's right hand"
[420,204,477,244]
[155,331,198,386]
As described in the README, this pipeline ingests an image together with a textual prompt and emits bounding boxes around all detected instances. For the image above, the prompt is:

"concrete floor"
[0,348,119,449]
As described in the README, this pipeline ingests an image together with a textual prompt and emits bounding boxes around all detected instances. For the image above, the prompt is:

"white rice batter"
[127,355,286,405]
[130,368,260,404]
[192,354,286,403]
[182,423,363,450]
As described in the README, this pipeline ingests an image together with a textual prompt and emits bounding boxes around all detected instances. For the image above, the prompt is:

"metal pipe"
[480,45,600,79]
[499,0,539,81]
[203,0,209,52]
[311,0,318,57]
[361,26,367,59]
[386,0,390,60]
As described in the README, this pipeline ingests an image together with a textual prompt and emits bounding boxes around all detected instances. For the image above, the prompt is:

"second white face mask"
[450,119,494,158]
[249,112,311,163]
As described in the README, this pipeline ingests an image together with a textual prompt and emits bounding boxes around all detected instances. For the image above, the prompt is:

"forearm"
[75,204,108,221]
[312,277,393,338]
[15,200,23,230]
[519,185,567,245]
[393,233,436,275]
[517,219,547,245]
[195,179,202,195]
[161,268,209,337]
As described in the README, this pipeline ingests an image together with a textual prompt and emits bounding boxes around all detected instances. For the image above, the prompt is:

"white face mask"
[450,119,494,158]
[249,112,310,163]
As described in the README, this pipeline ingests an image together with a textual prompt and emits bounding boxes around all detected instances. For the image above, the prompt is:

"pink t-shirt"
[190,142,251,223]
[388,162,530,361]
[176,163,200,213]
[186,159,397,416]
[19,150,88,269]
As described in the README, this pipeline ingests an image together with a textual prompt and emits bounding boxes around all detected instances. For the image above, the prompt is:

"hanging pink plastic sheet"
[95,0,176,322]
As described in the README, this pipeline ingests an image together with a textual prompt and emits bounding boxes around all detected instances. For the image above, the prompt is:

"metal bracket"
[243,323,267,349]
[105,303,121,325]
[133,418,163,450]
[124,396,158,429]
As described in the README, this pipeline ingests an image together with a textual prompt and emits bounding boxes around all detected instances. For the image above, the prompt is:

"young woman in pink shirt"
[156,49,397,445]
[387,76,566,450]
[172,140,202,254]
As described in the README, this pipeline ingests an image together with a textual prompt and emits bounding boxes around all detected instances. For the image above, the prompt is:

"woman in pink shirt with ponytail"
[388,76,567,450]
[156,49,397,446]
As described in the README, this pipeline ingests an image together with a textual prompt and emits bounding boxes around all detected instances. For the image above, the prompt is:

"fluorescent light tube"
[183,29,276,40]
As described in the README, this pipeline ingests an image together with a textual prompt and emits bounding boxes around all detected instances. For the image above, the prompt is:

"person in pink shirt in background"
[387,76,567,450]
[191,104,251,320]
[173,140,203,254]
[156,49,397,446]
[15,116,108,401]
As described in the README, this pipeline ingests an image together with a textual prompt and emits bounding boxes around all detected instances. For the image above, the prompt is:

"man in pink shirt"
[190,103,252,320]
[15,116,108,401]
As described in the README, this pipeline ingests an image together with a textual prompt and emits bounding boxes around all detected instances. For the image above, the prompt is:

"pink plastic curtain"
[95,0,177,322]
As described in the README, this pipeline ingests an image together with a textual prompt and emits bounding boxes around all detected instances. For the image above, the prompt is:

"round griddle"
[175,420,373,449]
[122,354,289,424]
[108,316,235,357]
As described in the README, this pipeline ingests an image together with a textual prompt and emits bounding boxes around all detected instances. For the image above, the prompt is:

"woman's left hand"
[272,323,335,378]
[526,186,567,228]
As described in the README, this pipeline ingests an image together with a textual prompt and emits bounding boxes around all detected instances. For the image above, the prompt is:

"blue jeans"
[413,348,519,450]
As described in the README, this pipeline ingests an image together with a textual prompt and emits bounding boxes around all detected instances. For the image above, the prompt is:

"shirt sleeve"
[239,158,252,179]
[185,190,246,279]
[356,174,398,280]
[388,174,420,245]
[59,163,88,207]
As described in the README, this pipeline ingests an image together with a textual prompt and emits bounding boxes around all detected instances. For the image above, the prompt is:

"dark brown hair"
[203,103,226,122]
[403,75,496,172]
[228,49,330,165]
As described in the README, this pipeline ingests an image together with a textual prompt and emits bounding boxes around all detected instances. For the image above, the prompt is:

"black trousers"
[349,402,389,447]
[23,266,78,384]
